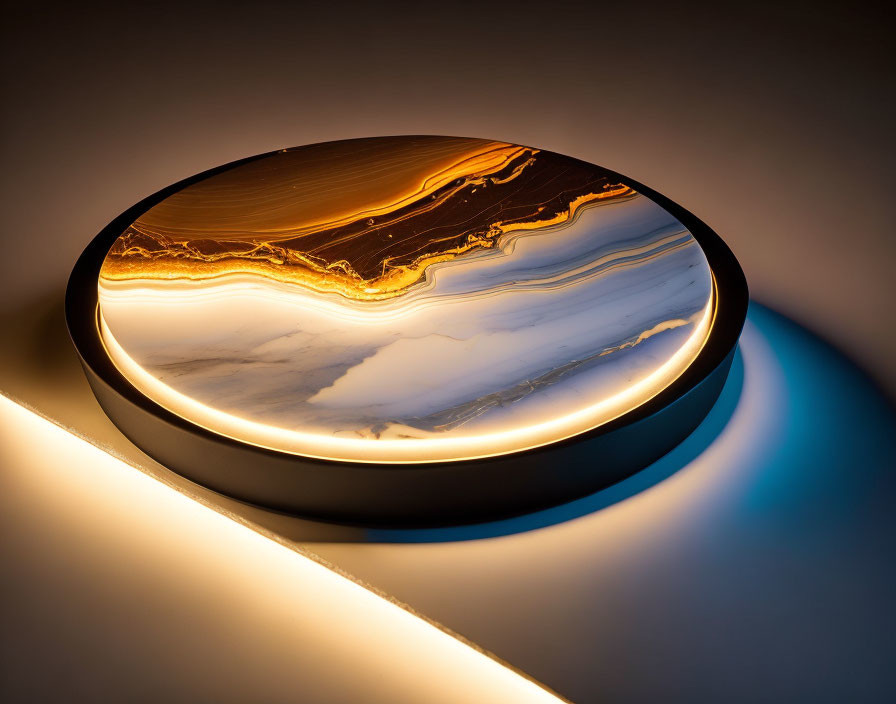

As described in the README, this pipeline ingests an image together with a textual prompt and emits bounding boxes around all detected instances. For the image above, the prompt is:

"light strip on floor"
[0,393,567,703]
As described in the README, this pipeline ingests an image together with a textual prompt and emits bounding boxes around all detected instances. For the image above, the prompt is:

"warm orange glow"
[98,139,636,302]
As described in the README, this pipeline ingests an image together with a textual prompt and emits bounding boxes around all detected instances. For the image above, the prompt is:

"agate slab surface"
[94,137,715,463]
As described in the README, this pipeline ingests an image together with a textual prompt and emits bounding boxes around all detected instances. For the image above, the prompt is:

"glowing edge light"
[96,278,716,464]
[0,393,567,703]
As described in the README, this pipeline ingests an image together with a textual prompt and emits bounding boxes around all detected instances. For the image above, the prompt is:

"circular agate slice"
[96,136,714,464]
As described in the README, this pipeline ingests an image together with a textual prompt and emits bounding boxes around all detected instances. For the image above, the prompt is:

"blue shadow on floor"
[363,302,896,543]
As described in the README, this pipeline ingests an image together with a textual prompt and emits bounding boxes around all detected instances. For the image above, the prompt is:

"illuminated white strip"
[0,393,567,703]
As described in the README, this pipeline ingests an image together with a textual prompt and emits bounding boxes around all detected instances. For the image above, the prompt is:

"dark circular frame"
[66,137,749,527]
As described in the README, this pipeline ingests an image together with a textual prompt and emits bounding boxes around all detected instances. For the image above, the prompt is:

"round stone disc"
[67,136,747,524]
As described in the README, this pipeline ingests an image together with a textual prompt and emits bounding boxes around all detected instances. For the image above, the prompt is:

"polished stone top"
[98,136,714,463]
